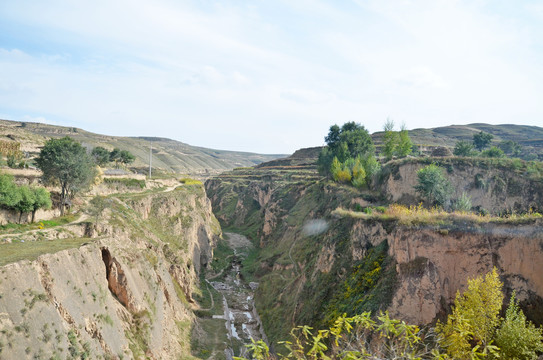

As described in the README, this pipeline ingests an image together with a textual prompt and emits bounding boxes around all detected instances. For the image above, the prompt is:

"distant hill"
[373,123,543,160]
[0,119,285,175]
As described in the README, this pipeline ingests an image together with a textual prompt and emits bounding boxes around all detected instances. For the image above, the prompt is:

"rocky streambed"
[208,233,267,359]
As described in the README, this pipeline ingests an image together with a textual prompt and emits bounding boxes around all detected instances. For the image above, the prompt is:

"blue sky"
[1,0,542,154]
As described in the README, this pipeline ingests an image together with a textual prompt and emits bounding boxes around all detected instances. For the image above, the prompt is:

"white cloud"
[0,1,542,153]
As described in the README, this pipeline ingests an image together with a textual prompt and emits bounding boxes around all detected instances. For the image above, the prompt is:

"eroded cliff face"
[348,220,543,325]
[379,158,543,213]
[0,185,220,359]
[205,166,543,346]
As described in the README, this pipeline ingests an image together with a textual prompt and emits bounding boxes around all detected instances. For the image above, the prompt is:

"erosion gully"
[208,232,268,359]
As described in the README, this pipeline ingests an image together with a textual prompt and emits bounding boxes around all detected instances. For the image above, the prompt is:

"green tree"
[495,291,543,360]
[351,157,366,188]
[482,146,505,158]
[14,185,35,223]
[382,118,398,161]
[362,155,381,187]
[91,146,111,166]
[318,122,375,176]
[498,140,522,157]
[453,140,475,157]
[330,157,342,182]
[30,187,52,223]
[119,150,135,165]
[473,131,493,151]
[87,195,110,225]
[36,137,97,215]
[414,164,452,207]
[109,148,122,167]
[0,173,21,209]
[396,123,413,158]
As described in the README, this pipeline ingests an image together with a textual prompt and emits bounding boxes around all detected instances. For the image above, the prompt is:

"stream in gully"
[207,232,268,359]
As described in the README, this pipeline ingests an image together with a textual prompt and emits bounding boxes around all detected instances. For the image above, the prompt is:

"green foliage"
[91,146,110,166]
[482,146,505,158]
[36,136,97,215]
[436,268,504,359]
[362,155,381,186]
[382,119,398,161]
[330,157,342,182]
[14,186,35,222]
[396,125,413,158]
[414,164,452,207]
[454,141,475,157]
[119,149,135,165]
[473,131,493,151]
[453,192,472,212]
[319,122,375,175]
[498,140,522,157]
[103,177,146,189]
[494,292,543,360]
[0,174,51,222]
[350,157,366,188]
[235,312,444,360]
[323,241,394,325]
[0,173,21,209]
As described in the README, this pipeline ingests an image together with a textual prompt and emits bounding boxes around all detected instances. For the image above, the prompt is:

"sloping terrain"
[0,119,285,175]
[373,123,543,159]
[205,153,543,347]
[0,182,222,359]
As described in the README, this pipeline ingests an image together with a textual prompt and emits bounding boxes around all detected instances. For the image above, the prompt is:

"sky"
[1,1,542,154]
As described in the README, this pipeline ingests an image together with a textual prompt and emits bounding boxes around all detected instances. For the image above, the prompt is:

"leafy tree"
[351,157,366,188]
[36,137,97,215]
[473,131,493,151]
[396,123,413,158]
[453,140,475,157]
[109,148,122,167]
[362,155,381,187]
[382,118,398,161]
[14,185,35,223]
[119,150,135,165]
[482,146,505,158]
[494,291,543,360]
[30,187,52,223]
[436,268,503,359]
[414,164,452,207]
[330,157,342,181]
[498,140,522,157]
[87,195,110,225]
[319,122,375,176]
[0,173,21,209]
[91,146,111,166]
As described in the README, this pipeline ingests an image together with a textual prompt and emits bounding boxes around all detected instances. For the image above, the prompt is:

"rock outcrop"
[0,185,220,359]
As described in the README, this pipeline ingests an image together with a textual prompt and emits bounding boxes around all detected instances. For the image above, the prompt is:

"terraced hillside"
[373,123,543,160]
[0,119,285,176]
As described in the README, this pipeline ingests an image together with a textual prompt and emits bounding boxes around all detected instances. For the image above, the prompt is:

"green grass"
[103,177,146,189]
[0,215,77,235]
[0,237,93,267]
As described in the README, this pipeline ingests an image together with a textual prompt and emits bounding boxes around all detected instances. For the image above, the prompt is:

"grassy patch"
[0,215,77,235]
[103,177,146,189]
[179,178,203,185]
[0,237,93,267]
[333,204,543,227]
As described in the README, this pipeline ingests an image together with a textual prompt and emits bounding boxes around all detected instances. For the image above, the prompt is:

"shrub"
[453,192,472,212]
[436,268,503,359]
[414,164,452,207]
[482,146,505,158]
[453,141,475,157]
[494,292,543,360]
